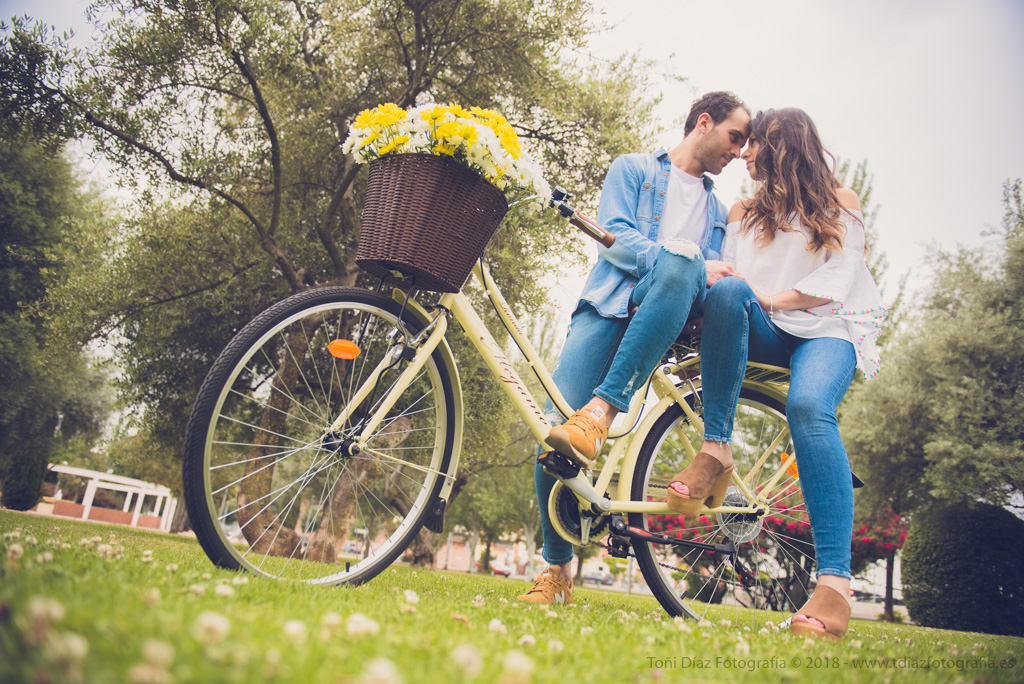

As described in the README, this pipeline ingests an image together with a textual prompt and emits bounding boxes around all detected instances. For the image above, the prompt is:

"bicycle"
[182,187,824,625]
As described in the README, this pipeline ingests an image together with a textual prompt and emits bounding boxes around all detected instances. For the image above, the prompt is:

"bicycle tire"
[182,287,456,585]
[629,385,815,625]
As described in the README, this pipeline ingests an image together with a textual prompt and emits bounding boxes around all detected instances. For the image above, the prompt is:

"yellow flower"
[445,103,473,119]
[435,121,479,148]
[371,102,406,127]
[352,108,376,130]
[470,106,503,123]
[378,135,411,155]
[419,105,450,124]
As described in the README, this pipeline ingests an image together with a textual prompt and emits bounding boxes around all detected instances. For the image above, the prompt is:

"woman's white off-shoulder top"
[722,209,885,378]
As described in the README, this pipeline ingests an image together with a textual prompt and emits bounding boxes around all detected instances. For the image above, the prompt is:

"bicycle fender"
[392,290,464,502]
[615,396,677,502]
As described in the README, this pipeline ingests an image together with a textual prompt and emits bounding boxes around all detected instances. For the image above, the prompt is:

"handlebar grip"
[570,212,616,248]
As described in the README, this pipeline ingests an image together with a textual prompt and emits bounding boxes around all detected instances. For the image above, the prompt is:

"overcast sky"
[5,0,1023,311]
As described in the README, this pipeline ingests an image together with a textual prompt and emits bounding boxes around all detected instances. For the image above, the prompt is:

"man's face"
[694,107,752,175]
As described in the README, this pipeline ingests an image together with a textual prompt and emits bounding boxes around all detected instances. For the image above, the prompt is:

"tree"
[849,507,908,622]
[0,105,110,508]
[7,2,661,533]
[842,180,1024,517]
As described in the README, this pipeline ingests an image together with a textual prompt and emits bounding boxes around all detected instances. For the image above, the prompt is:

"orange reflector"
[781,452,799,479]
[328,339,361,359]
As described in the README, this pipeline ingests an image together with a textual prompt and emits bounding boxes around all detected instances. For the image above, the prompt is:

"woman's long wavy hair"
[742,108,854,252]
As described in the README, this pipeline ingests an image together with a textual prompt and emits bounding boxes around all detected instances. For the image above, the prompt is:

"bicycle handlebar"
[550,187,615,248]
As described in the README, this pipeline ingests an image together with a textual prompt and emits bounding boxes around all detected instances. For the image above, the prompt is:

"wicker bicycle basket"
[356,153,509,293]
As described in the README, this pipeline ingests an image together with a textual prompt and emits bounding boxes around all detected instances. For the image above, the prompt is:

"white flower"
[214,584,235,597]
[3,530,20,541]
[192,611,231,644]
[321,612,343,631]
[472,595,485,607]
[142,588,161,605]
[403,590,420,605]
[188,584,205,596]
[488,618,507,635]
[231,575,249,585]
[548,639,564,653]
[24,535,38,545]
[346,613,380,636]
[502,650,534,680]
[360,657,402,684]
[129,663,171,684]
[24,596,65,644]
[545,610,558,619]
[283,620,307,645]
[451,643,483,678]
[580,626,593,636]
[141,550,153,563]
[735,638,750,656]
[165,563,178,573]
[517,634,535,647]
[143,639,174,667]
[7,543,24,561]
[201,573,211,579]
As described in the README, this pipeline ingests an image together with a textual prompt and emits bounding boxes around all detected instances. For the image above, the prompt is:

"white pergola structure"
[47,464,178,532]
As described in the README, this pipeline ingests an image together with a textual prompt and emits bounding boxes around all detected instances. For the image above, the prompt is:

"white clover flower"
[35,551,54,564]
[321,612,343,631]
[548,639,564,653]
[3,530,20,541]
[502,650,534,680]
[214,584,235,598]
[188,584,205,596]
[545,610,558,619]
[451,643,483,678]
[165,563,178,573]
[517,634,536,647]
[487,618,507,635]
[403,590,420,606]
[142,588,161,605]
[24,535,38,546]
[24,596,65,644]
[735,638,750,656]
[7,543,23,561]
[359,657,402,684]
[231,575,248,585]
[283,620,307,645]
[192,611,231,644]
[472,595,485,608]
[580,626,593,636]
[141,550,153,563]
[201,573,212,580]
[346,613,380,636]
[143,639,174,667]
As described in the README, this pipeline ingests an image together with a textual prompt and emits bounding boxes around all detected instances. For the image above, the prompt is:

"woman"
[665,108,884,641]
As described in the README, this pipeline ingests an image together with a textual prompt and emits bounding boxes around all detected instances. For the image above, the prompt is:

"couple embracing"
[519,92,885,643]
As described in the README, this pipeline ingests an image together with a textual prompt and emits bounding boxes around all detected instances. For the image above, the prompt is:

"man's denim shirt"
[577,149,729,318]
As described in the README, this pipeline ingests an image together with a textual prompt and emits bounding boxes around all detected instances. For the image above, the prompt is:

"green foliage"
[0,122,110,509]
[7,0,663,484]
[901,502,1024,636]
[842,180,1024,516]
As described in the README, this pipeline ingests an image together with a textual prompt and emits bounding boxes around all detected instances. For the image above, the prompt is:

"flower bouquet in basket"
[343,103,551,293]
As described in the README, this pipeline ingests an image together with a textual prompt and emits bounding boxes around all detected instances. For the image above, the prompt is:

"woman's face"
[741,138,761,180]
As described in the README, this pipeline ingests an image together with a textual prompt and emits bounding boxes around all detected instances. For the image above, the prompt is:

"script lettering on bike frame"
[480,336,547,424]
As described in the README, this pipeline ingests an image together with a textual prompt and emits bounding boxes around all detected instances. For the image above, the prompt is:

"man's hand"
[705,260,737,287]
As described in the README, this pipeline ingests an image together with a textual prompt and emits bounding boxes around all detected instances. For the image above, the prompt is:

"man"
[518,91,751,604]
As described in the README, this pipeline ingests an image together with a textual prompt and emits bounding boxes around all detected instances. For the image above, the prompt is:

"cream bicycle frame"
[335,261,795,529]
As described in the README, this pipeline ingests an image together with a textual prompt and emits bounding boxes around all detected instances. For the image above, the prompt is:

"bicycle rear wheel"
[182,287,455,584]
[629,385,814,625]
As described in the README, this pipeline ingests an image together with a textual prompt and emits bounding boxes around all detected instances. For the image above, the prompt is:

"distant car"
[475,562,511,577]
[582,572,615,585]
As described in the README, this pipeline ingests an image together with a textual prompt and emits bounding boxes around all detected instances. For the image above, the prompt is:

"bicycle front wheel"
[182,287,456,584]
[629,385,814,625]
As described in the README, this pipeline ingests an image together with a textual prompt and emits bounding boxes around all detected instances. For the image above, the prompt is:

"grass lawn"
[1,510,1021,683]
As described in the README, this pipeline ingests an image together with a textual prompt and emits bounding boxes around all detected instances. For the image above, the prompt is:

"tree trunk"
[465,528,480,573]
[883,549,896,622]
[407,529,438,568]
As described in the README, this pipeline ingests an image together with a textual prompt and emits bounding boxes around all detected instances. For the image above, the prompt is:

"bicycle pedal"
[538,450,581,480]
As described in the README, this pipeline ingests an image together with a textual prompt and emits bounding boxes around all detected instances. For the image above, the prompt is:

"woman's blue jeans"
[701,277,856,579]
[535,243,707,565]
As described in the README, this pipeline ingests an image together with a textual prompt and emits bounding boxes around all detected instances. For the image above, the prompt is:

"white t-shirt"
[657,165,708,245]
[722,209,885,378]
